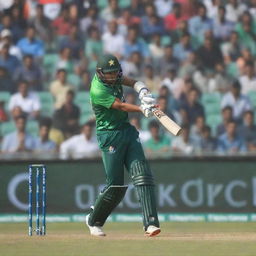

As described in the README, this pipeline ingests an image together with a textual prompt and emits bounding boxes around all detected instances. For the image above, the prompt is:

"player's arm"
[111,98,141,112]
[111,98,153,117]
[122,76,155,105]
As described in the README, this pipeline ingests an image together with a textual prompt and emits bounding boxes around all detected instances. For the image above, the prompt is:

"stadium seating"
[0,92,10,110]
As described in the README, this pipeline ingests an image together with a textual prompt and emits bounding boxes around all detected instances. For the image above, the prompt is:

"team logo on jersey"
[108,59,114,66]
[108,146,116,153]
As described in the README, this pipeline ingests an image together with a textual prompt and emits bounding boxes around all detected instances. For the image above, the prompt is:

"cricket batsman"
[86,54,161,237]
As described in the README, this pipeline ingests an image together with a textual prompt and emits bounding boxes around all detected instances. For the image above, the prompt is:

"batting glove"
[140,102,154,118]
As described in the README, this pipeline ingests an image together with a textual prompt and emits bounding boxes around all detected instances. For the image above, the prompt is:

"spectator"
[0,66,14,92]
[13,55,42,91]
[188,3,213,43]
[161,68,184,100]
[34,117,56,153]
[17,26,45,58]
[158,85,180,113]
[60,121,99,159]
[148,33,164,64]
[213,5,235,41]
[172,124,197,154]
[217,106,233,136]
[221,31,242,63]
[204,0,222,20]
[124,26,150,60]
[0,29,22,60]
[52,5,72,36]
[190,115,206,142]
[226,0,247,23]
[235,11,256,56]
[173,32,194,62]
[198,125,217,153]
[154,0,173,18]
[1,115,36,153]
[239,61,256,94]
[101,0,121,23]
[79,71,91,91]
[208,63,231,93]
[164,3,184,32]
[8,80,41,119]
[196,37,223,71]
[80,6,104,36]
[117,8,141,35]
[141,4,165,40]
[157,96,176,122]
[0,14,24,43]
[59,24,84,60]
[52,90,80,138]
[141,65,161,94]
[0,101,8,122]
[217,120,247,154]
[221,80,252,123]
[28,4,53,43]
[129,0,144,17]
[178,52,198,79]
[0,43,20,75]
[85,26,103,73]
[121,51,144,79]
[249,0,256,17]
[158,45,179,76]
[129,115,150,143]
[50,69,73,109]
[144,120,171,157]
[55,47,76,75]
[181,88,205,124]
[102,20,125,59]
[239,111,256,151]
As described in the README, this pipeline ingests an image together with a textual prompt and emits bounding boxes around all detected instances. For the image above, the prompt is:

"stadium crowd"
[0,0,256,159]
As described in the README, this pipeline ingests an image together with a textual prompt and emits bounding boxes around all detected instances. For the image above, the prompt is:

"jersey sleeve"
[91,87,115,109]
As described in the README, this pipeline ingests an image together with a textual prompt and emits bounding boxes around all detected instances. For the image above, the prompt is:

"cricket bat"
[152,108,182,136]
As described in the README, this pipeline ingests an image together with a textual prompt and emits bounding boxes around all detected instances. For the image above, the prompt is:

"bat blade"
[152,108,182,136]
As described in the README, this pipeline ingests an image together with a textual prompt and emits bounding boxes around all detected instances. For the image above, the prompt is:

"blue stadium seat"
[0,92,10,110]
[206,114,222,136]
[27,120,39,136]
[248,91,256,108]
[1,121,15,136]
[201,92,221,105]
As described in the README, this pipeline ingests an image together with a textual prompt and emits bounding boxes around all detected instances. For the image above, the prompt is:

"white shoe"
[85,214,106,237]
[145,225,161,237]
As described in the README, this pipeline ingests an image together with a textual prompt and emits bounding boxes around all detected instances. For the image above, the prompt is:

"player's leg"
[87,131,128,233]
[124,126,160,236]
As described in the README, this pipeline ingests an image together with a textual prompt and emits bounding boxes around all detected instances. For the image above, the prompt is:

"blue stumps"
[28,164,47,236]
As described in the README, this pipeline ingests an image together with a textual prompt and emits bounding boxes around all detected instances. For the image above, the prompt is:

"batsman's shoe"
[85,214,106,237]
[145,225,161,237]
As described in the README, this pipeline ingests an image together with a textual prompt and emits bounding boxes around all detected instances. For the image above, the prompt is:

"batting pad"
[130,160,159,229]
[88,185,128,226]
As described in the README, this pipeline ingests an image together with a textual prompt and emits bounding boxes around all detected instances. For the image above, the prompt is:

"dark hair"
[16,114,27,122]
[57,68,67,74]
[148,120,159,130]
[19,80,29,86]
[67,89,75,97]
[39,117,52,128]
[231,80,241,89]
[202,125,211,133]
[222,106,233,112]
[243,110,254,117]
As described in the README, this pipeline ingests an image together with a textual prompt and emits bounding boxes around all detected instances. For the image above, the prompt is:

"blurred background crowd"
[0,0,256,159]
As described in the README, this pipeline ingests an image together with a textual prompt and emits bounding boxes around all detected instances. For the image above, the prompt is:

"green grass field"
[0,222,256,256]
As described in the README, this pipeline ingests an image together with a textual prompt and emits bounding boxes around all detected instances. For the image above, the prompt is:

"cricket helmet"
[96,54,123,84]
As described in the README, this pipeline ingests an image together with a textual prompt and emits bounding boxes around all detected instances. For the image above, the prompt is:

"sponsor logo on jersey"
[109,146,116,153]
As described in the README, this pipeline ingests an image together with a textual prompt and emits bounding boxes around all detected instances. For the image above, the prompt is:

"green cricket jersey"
[90,74,129,131]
